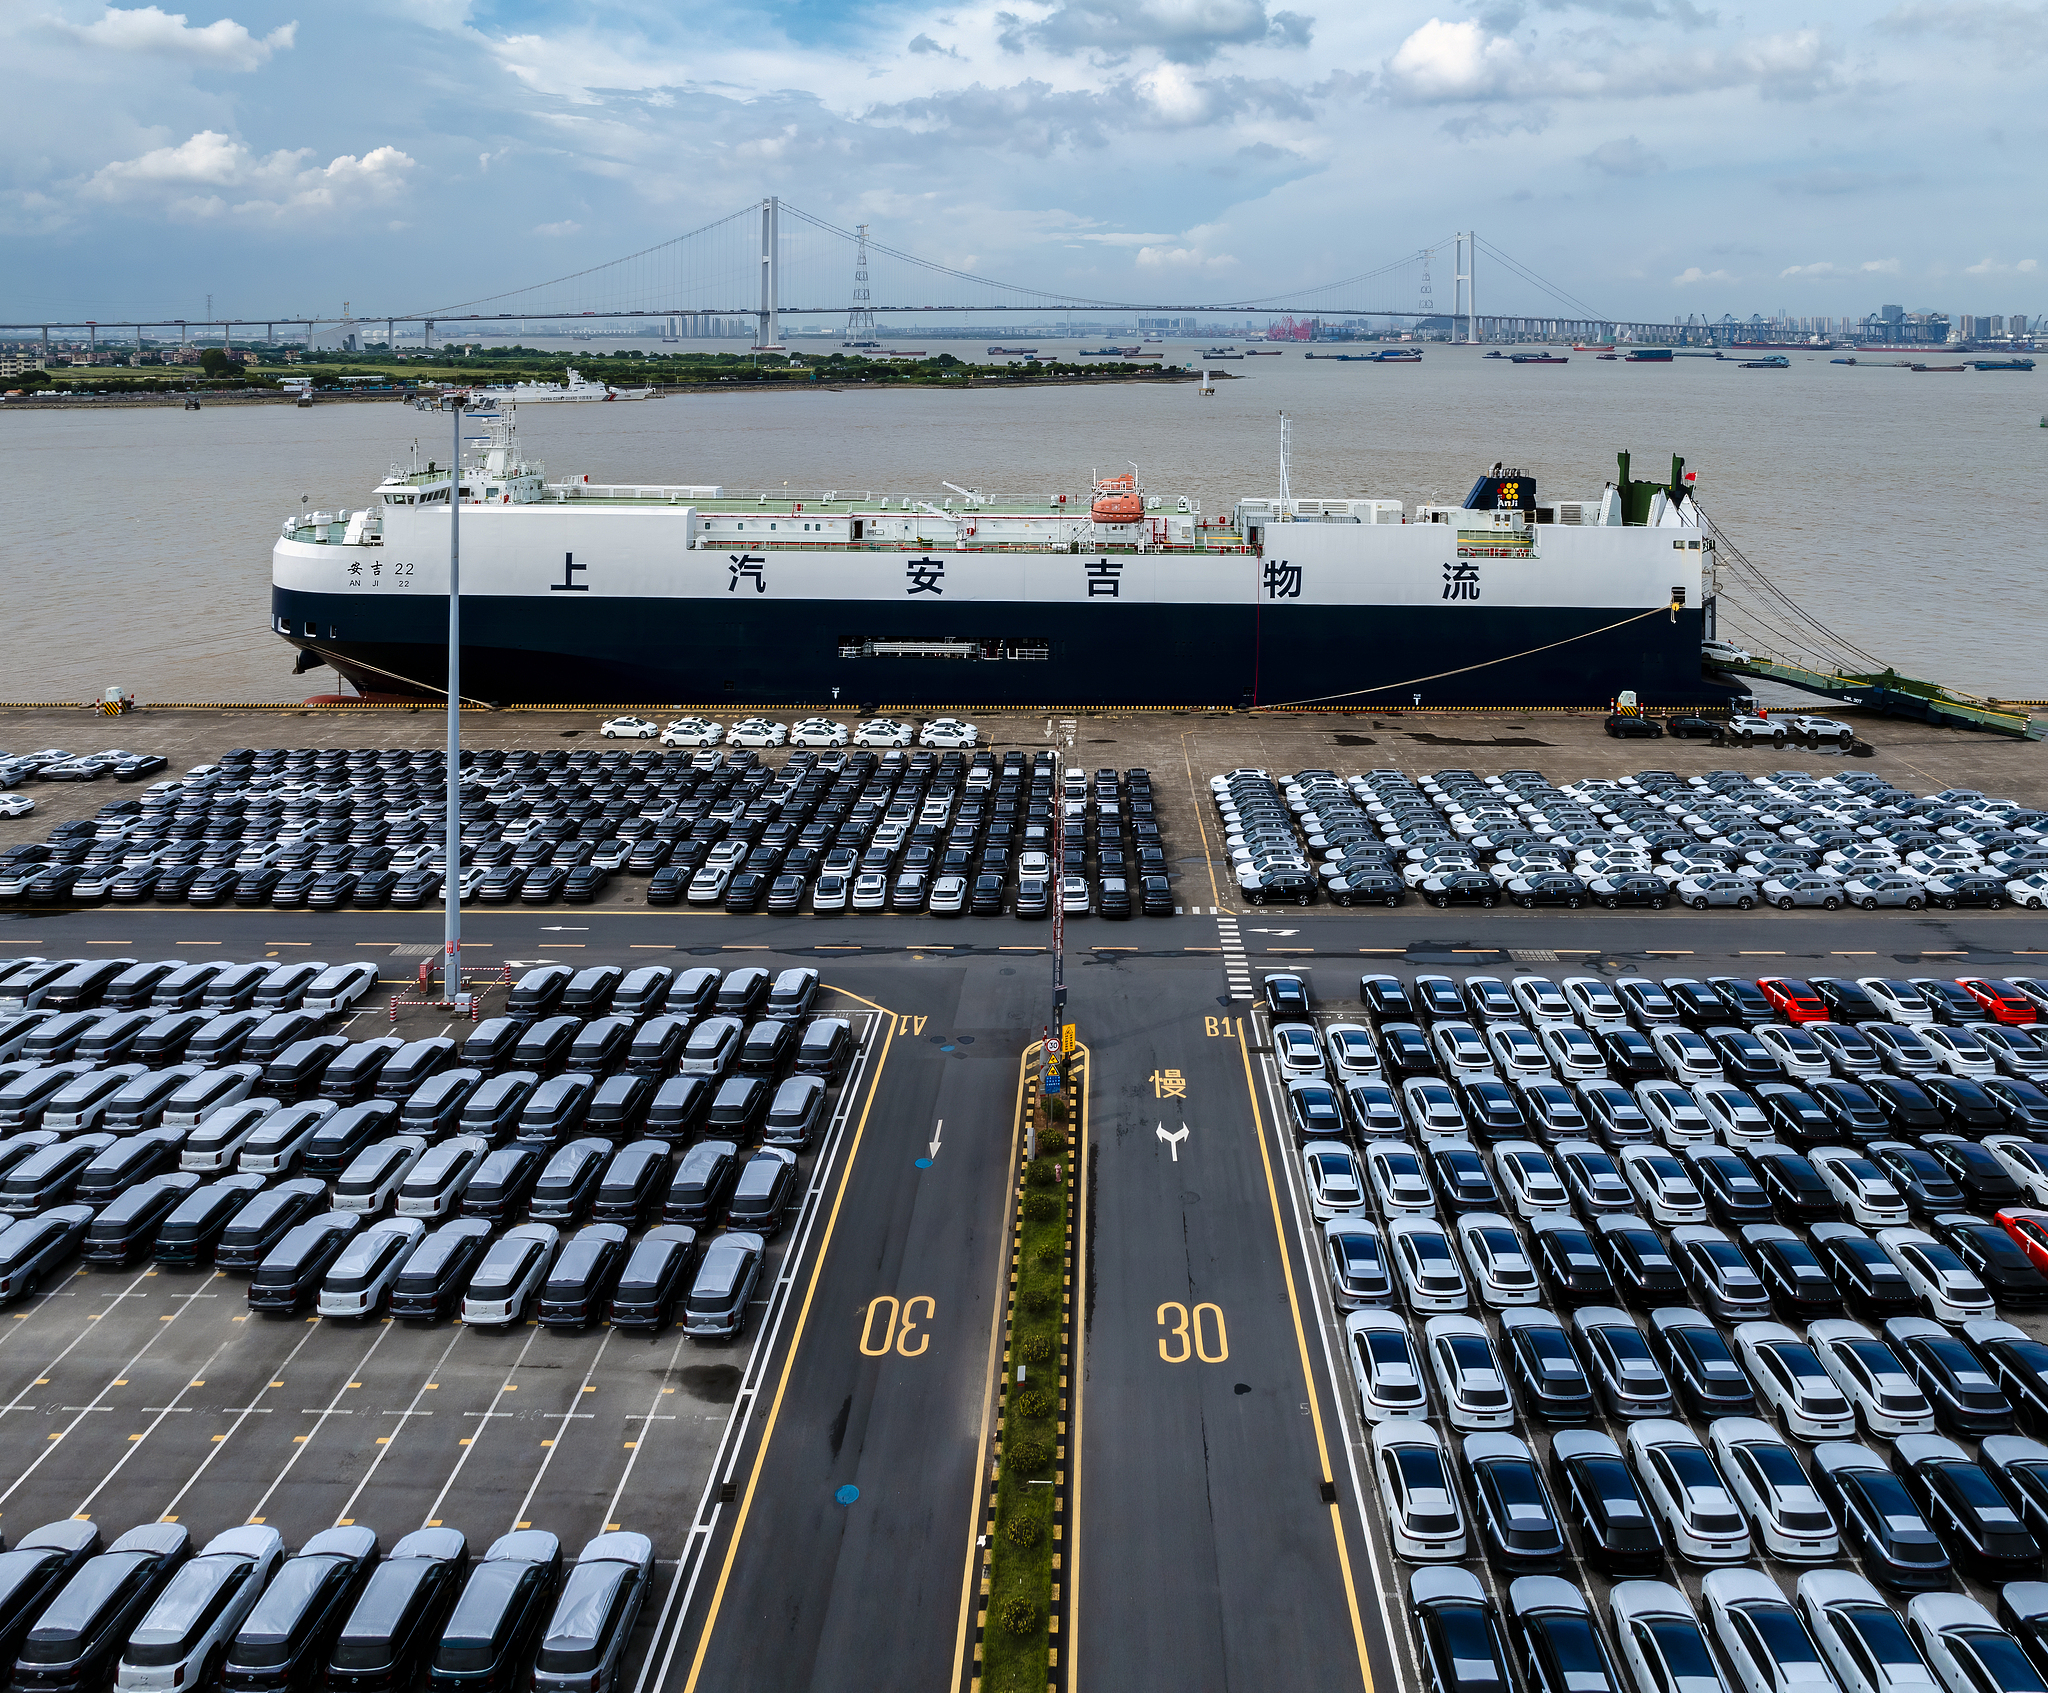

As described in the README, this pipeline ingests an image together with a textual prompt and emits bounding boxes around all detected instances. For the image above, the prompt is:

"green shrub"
[997,1596,1038,1636]
[1021,1191,1057,1221]
[1018,1333,1053,1363]
[1036,1127,1067,1156]
[1015,1387,1054,1418]
[1047,1098,1067,1121]
[1003,1514,1043,1547]
[1025,1160,1061,1188]
[1018,1283,1058,1315]
[1007,1435,1051,1472]
[1032,1246,1061,1270]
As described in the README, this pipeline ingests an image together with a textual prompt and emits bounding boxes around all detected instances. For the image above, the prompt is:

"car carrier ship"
[271,409,1728,708]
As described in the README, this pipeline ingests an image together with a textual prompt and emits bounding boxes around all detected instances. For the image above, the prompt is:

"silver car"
[532,1533,656,1693]
[1841,874,1928,911]
[1762,875,1847,911]
[1675,875,1758,911]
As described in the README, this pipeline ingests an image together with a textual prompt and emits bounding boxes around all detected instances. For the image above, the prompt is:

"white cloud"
[995,0,1314,64]
[1779,257,1900,278]
[1965,253,2039,274]
[533,219,581,236]
[48,5,295,70]
[1582,135,1664,174]
[1673,266,1737,284]
[1385,18,1518,99]
[1135,243,1238,269]
[82,130,415,221]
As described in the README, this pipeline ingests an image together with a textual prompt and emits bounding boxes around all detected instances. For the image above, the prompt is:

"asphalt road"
[6,899,2048,1693]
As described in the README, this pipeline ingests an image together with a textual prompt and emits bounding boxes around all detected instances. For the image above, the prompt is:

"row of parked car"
[0,739,1178,918]
[0,1518,651,1693]
[0,959,859,1339]
[1215,763,2048,909]
[1268,970,2048,1693]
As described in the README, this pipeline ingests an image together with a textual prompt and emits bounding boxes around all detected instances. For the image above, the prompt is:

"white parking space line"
[243,1320,401,1523]
[0,1277,208,1509]
[331,1326,468,1527]
[156,1322,327,1521]
[71,1330,241,1519]
[417,1322,546,1528]
[505,1330,615,1532]
[601,1331,694,1532]
[0,1267,160,1432]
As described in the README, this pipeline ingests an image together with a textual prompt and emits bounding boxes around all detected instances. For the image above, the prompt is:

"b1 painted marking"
[1157,1122,1189,1161]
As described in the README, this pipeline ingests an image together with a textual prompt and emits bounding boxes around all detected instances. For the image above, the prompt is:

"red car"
[1756,977,1830,1024]
[1997,1206,2048,1274]
[1958,977,2040,1026]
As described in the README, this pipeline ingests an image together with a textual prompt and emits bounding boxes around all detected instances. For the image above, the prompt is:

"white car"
[300,960,378,1014]
[928,874,967,915]
[1540,1023,1608,1083]
[1653,1026,1725,1085]
[725,717,788,748]
[1733,1321,1857,1440]
[811,872,849,914]
[1431,1021,1497,1080]
[331,1135,430,1215]
[1695,1082,1771,1148]
[1512,975,1574,1026]
[1785,715,1858,749]
[2009,873,2048,910]
[1874,1227,1993,1323]
[459,1222,560,1326]
[1425,1314,1516,1430]
[1388,1217,1471,1312]
[600,716,658,740]
[1917,1025,1997,1080]
[1707,1418,1838,1562]
[0,795,33,818]
[1487,1023,1553,1080]
[1907,1594,2028,1693]
[1806,1318,1936,1438]
[1620,1145,1708,1225]
[116,1526,286,1693]
[1273,1022,1325,1078]
[1985,1135,2048,1205]
[918,718,979,748]
[1494,1142,1573,1220]
[394,1135,490,1219]
[1562,977,1631,1034]
[318,1215,426,1318]
[787,718,848,748]
[1796,1570,1939,1693]
[1857,977,1934,1026]
[1455,1212,1542,1307]
[1346,1307,1429,1421]
[1400,1078,1470,1143]
[1324,1024,1382,1080]
[1371,1420,1467,1560]
[850,871,888,911]
[1611,1584,1733,1693]
[854,718,913,747]
[1637,1080,1713,1146]
[1755,1024,1834,1083]
[1301,1141,1368,1219]
[1703,1569,1832,1693]
[1626,1419,1752,1564]
[1810,1149,1910,1228]
[660,717,724,747]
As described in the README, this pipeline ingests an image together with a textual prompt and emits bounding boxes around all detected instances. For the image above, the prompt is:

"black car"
[1424,872,1500,909]
[1755,1085,1835,1154]
[1892,1326,2016,1438]
[1651,1314,1759,1419]
[1932,876,2012,911]
[1595,1029,1663,1084]
[226,1527,382,1693]
[1702,1025,1783,1084]
[527,1139,611,1225]
[1666,716,1725,743]
[1531,1224,1617,1307]
[248,1215,359,1313]
[1812,1080,1892,1144]
[1593,874,1672,911]
[644,867,685,906]
[726,1148,798,1235]
[606,1226,698,1331]
[1378,1023,1436,1081]
[535,1225,629,1330]
[1987,1078,2048,1133]
[1264,974,1311,1017]
[0,1521,104,1676]
[328,1530,469,1693]
[1457,1080,1527,1142]
[1924,1138,2025,1211]
[1359,975,1417,1023]
[1595,1219,1687,1307]
[1811,977,1886,1024]
[10,1524,192,1693]
[1814,1228,1920,1318]
[1689,1148,1775,1228]
[1504,1565,1627,1693]
[1430,1145,1500,1215]
[1463,1444,1567,1574]
[1744,1227,1846,1320]
[1547,1434,1664,1576]
[663,1140,742,1227]
[1975,1325,2048,1436]
[1751,1148,1839,1226]
[1920,1075,2010,1136]
[1412,1572,1512,1693]
[1499,1317,1595,1422]
[1890,1439,2042,1576]
[1932,1216,2048,1309]
[1867,1143,1967,1217]
[427,1530,560,1693]
[1604,715,1663,739]
[1813,1450,1952,1594]
[1244,869,1315,906]
[388,1220,493,1322]
[1706,976,1776,1029]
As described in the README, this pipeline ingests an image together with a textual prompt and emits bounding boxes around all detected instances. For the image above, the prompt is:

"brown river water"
[2,343,2042,704]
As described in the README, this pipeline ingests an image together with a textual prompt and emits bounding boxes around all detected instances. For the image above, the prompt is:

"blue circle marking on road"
[940,1044,956,1052]
[915,1157,932,1169]
[835,1485,860,1506]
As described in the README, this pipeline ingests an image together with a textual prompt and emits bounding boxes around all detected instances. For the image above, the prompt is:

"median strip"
[975,1038,1082,1692]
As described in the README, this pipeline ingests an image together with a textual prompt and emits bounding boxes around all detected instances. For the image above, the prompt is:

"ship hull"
[272,584,1721,708]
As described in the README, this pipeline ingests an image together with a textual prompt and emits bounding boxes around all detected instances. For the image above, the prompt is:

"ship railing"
[686,539,1253,555]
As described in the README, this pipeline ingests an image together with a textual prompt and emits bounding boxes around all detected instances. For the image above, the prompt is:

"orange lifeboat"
[1091,473,1144,524]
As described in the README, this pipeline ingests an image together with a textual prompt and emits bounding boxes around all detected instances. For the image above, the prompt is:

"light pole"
[443,394,464,1006]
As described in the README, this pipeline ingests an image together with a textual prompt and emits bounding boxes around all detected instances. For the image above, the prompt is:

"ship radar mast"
[1278,411,1292,514]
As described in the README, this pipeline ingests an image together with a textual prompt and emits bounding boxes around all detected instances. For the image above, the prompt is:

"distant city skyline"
[0,0,2038,325]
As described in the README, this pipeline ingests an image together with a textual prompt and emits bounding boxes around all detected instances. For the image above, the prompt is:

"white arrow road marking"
[929,1118,943,1159]
[1157,1122,1189,1161]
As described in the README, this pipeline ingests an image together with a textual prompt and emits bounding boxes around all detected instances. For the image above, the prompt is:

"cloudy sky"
[0,0,2038,327]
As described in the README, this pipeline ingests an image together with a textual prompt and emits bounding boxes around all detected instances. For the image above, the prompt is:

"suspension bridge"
[4,198,1731,353]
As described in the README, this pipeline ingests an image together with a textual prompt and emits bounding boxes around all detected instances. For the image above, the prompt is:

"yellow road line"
[1068,1042,1091,1691]
[680,1007,898,1693]
[1235,1024,1373,1693]
[952,1045,1033,1686]
[1179,732,1224,912]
